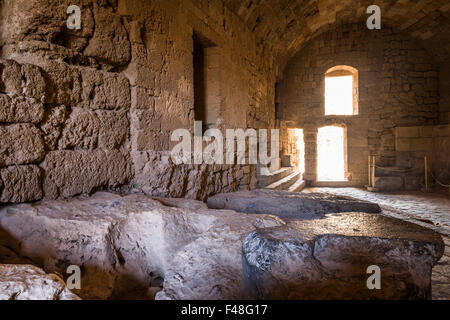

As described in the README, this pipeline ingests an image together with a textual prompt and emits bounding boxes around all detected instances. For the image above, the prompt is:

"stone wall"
[440,60,450,124]
[0,0,277,203]
[277,24,440,186]
[395,125,450,193]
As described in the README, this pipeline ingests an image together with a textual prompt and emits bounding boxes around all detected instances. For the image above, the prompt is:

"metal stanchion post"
[424,156,428,192]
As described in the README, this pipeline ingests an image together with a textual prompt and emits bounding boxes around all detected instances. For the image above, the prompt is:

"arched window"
[324,65,358,115]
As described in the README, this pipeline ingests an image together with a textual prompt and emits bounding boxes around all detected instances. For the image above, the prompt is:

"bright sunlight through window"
[325,75,353,115]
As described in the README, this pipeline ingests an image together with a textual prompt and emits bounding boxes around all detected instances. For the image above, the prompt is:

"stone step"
[288,178,306,193]
[265,171,301,191]
[258,167,294,188]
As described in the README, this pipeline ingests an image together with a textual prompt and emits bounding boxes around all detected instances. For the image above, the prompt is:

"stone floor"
[305,187,450,300]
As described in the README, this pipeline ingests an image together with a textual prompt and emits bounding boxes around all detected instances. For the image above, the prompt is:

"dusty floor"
[305,187,450,300]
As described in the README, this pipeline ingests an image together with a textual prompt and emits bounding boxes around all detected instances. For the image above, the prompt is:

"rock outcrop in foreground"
[0,264,80,300]
[0,192,283,300]
[243,212,444,300]
[0,191,443,300]
[207,189,382,220]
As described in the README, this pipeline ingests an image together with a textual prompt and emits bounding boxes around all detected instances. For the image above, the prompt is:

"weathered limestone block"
[1,53,77,105]
[373,176,404,192]
[243,213,444,300]
[0,264,80,300]
[0,165,42,203]
[153,197,209,211]
[0,0,93,52]
[0,192,283,299]
[207,189,381,220]
[131,87,155,110]
[96,110,129,149]
[80,68,131,110]
[0,0,66,44]
[41,150,132,199]
[0,59,22,95]
[58,108,100,149]
[404,175,423,191]
[84,5,131,66]
[40,106,67,150]
[51,108,128,151]
[0,94,44,123]
[0,124,45,167]
[22,63,47,101]
[133,152,244,201]
[41,60,83,105]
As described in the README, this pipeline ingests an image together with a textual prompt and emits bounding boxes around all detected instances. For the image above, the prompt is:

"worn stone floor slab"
[305,188,450,234]
[207,189,381,220]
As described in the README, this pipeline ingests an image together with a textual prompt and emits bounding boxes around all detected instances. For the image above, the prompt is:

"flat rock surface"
[243,212,444,300]
[207,189,381,220]
[0,264,80,300]
[0,192,283,300]
[1,191,443,300]
[305,187,450,300]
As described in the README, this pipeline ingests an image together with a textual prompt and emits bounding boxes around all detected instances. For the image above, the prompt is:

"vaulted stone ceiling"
[225,0,450,65]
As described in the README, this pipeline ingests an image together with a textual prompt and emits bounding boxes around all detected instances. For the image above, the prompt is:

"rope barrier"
[374,165,422,173]
[370,156,449,188]
[429,168,450,188]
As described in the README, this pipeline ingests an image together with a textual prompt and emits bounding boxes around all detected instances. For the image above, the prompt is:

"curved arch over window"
[325,65,358,115]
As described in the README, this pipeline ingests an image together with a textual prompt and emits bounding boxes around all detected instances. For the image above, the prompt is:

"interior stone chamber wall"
[0,0,278,204]
[277,24,444,187]
[0,0,449,204]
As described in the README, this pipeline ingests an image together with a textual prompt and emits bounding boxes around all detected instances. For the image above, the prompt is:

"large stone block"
[96,110,129,149]
[58,108,99,149]
[410,138,433,151]
[41,150,132,199]
[79,68,131,110]
[0,59,22,95]
[0,165,43,203]
[0,192,283,299]
[0,124,45,167]
[395,127,420,139]
[0,0,66,44]
[40,60,83,105]
[373,176,403,192]
[22,63,47,101]
[433,125,450,137]
[207,189,381,221]
[84,5,131,66]
[0,94,44,123]
[242,213,444,300]
[404,175,423,191]
[40,106,68,150]
[396,137,411,152]
[131,87,155,110]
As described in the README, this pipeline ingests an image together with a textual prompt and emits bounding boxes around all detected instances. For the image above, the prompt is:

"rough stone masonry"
[0,0,449,203]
